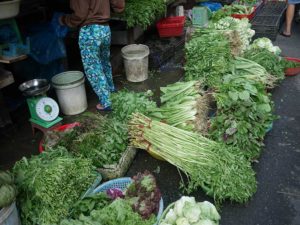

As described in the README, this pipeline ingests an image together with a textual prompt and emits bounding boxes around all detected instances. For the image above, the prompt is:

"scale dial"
[35,97,59,121]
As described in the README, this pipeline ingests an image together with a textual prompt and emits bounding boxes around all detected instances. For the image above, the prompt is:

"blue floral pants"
[79,24,114,108]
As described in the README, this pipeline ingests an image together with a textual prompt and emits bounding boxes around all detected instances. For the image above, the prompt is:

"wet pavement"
[0,23,300,225]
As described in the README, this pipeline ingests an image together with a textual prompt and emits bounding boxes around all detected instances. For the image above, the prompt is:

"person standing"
[60,0,125,111]
[281,1,300,37]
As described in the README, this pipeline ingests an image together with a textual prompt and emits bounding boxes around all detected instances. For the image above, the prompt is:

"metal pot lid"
[19,79,50,97]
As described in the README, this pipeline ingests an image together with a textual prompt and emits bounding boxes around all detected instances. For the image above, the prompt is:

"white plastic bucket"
[0,0,21,20]
[52,71,88,116]
[0,202,21,225]
[121,44,150,82]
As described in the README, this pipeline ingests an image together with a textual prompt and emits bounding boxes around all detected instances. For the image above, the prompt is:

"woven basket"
[93,177,164,225]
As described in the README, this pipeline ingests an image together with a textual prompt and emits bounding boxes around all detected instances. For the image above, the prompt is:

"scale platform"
[30,117,62,135]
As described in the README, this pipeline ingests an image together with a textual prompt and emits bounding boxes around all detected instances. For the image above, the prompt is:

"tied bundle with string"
[129,113,257,205]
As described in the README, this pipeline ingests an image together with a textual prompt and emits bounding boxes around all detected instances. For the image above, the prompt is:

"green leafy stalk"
[129,113,257,204]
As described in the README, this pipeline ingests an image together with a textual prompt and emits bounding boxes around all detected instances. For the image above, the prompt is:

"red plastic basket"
[39,122,80,153]
[231,6,257,20]
[285,57,300,76]
[156,16,186,38]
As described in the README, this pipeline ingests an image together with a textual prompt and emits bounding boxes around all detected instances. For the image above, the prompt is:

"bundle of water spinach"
[129,113,257,204]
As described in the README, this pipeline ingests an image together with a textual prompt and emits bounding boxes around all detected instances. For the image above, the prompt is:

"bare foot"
[96,103,105,110]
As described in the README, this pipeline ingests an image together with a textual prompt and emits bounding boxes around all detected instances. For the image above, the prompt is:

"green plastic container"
[192,6,210,27]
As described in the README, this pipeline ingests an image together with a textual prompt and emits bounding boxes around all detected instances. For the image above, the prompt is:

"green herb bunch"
[185,32,232,87]
[122,0,166,29]
[13,147,96,225]
[209,75,276,160]
[110,90,157,122]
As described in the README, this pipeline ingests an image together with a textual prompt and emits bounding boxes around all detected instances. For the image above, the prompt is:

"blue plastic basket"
[92,177,164,225]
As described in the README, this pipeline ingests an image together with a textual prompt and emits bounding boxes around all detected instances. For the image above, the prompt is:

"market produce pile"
[159,196,220,225]
[120,0,166,29]
[60,171,161,225]
[3,3,300,225]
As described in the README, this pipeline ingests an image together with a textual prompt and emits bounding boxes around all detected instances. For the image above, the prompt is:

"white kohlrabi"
[165,208,177,224]
[176,217,190,225]
[160,223,172,225]
[174,196,196,217]
[183,202,201,223]
[198,201,221,221]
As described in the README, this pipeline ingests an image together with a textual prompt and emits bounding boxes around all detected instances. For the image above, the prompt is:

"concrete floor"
[0,23,299,224]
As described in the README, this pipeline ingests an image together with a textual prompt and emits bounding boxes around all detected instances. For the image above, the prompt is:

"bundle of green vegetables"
[110,90,157,122]
[60,171,161,225]
[210,17,255,53]
[148,81,210,133]
[243,48,286,81]
[60,199,156,225]
[0,171,17,209]
[13,147,97,225]
[45,113,128,168]
[185,32,232,87]
[121,0,166,29]
[129,113,257,204]
[232,57,278,88]
[159,196,220,225]
[209,74,275,160]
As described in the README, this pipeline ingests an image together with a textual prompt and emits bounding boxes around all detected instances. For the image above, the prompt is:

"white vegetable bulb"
[176,217,191,225]
[183,202,201,223]
[165,208,177,224]
[193,219,217,225]
[174,196,196,217]
[198,201,221,221]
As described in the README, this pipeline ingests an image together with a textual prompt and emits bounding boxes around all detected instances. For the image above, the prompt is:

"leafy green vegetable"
[70,192,112,219]
[185,32,232,86]
[46,113,128,168]
[209,74,275,160]
[0,184,17,208]
[60,199,156,225]
[120,0,166,29]
[110,90,157,122]
[129,113,257,204]
[243,48,285,81]
[13,147,96,225]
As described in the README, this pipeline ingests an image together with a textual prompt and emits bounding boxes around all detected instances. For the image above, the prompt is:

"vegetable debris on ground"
[13,147,97,225]
[129,113,257,204]
[149,81,210,133]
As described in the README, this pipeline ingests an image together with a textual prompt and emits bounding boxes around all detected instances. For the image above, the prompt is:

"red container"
[157,16,186,38]
[231,6,257,20]
[39,122,80,153]
[285,57,300,76]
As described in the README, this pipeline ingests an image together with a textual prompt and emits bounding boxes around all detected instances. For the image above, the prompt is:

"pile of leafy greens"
[0,171,17,209]
[185,31,232,87]
[45,113,128,168]
[110,90,157,122]
[121,0,166,29]
[13,147,96,225]
[60,199,156,225]
[209,74,275,160]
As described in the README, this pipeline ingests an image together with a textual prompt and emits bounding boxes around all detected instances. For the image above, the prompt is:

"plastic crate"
[251,15,282,41]
[156,16,185,38]
[257,1,286,16]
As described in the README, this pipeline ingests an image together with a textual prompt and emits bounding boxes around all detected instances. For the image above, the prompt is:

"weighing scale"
[19,79,62,134]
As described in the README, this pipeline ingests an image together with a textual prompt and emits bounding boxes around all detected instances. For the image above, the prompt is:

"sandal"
[280,31,291,38]
[96,104,112,112]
